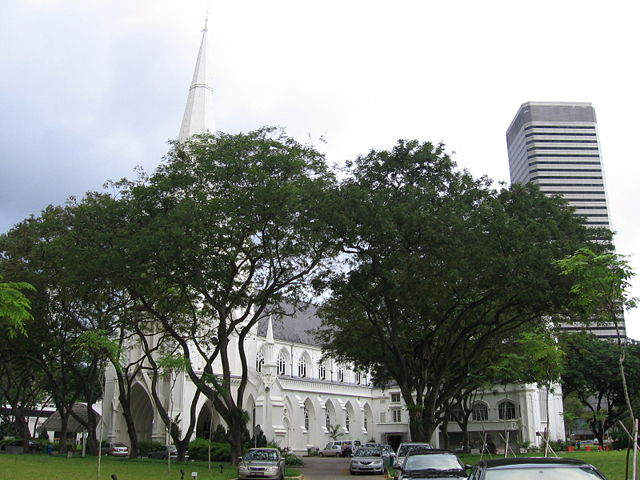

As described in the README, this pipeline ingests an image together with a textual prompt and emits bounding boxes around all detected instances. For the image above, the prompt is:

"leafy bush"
[188,438,231,461]
[138,441,163,457]
[284,452,304,466]
[211,425,229,443]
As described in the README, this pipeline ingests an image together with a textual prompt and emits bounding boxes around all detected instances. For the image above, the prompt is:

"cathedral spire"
[178,18,215,141]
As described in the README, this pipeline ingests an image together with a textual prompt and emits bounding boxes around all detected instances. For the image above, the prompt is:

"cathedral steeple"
[178,18,215,141]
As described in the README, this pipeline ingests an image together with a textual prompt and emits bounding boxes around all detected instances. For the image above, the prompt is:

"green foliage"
[558,248,637,318]
[73,330,120,361]
[187,439,231,461]
[489,329,564,387]
[157,354,190,377]
[137,441,163,457]
[283,452,304,466]
[0,275,35,337]
[316,139,602,441]
[211,424,229,443]
[327,424,344,441]
[559,331,640,442]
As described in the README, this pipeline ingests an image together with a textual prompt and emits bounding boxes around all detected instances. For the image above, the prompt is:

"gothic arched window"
[319,362,326,380]
[345,411,350,432]
[338,367,344,383]
[304,406,310,431]
[277,352,286,375]
[256,351,264,373]
[498,400,517,420]
[298,357,307,378]
[472,402,489,422]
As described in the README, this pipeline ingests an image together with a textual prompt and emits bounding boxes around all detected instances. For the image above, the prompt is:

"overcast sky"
[1,0,638,338]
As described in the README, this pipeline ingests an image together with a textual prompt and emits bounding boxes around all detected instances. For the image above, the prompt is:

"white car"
[319,442,342,457]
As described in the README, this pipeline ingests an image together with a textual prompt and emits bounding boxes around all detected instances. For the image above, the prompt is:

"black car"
[467,457,609,480]
[396,449,469,480]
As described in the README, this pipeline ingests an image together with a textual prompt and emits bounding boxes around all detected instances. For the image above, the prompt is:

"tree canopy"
[315,139,608,441]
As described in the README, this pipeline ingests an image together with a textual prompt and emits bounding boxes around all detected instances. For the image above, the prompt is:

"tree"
[558,248,638,479]
[559,332,640,445]
[490,329,564,455]
[315,139,605,442]
[0,205,130,455]
[115,128,337,462]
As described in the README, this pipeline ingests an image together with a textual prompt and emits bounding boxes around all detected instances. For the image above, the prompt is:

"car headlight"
[265,466,278,474]
[373,460,383,465]
[238,465,249,474]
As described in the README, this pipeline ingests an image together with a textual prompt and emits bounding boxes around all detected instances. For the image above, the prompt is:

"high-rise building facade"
[506,101,625,339]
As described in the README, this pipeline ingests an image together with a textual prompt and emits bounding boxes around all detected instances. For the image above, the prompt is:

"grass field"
[0,454,301,480]
[0,450,635,480]
[458,450,634,480]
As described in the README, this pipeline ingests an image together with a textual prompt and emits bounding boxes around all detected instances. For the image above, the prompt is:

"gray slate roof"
[257,303,323,346]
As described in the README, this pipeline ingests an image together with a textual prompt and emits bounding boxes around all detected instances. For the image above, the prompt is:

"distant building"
[506,102,625,339]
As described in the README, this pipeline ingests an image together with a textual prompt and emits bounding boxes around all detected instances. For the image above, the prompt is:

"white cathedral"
[101,22,566,455]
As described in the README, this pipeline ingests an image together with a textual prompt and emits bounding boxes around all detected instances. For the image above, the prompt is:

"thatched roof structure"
[39,404,101,433]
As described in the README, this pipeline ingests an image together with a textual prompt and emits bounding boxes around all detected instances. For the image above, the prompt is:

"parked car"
[101,441,129,457]
[319,442,343,457]
[396,449,468,480]
[467,457,609,480]
[350,446,386,475]
[393,442,433,469]
[148,445,188,460]
[237,448,285,480]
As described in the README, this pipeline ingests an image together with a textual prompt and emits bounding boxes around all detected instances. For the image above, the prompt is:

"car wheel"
[319,452,324,457]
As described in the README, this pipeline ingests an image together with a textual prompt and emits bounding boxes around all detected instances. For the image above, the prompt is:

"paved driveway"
[297,456,387,480]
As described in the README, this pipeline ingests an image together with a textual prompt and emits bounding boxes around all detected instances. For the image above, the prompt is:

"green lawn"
[458,450,633,480]
[0,451,635,480]
[0,454,301,480]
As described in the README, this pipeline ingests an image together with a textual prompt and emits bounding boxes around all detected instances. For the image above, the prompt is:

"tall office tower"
[506,101,625,339]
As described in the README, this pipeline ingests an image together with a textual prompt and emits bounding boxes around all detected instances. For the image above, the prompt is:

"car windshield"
[485,467,604,479]
[398,445,430,456]
[355,448,381,457]
[245,450,279,461]
[404,454,463,471]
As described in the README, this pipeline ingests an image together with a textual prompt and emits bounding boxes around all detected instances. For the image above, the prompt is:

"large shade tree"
[113,128,338,461]
[315,139,607,442]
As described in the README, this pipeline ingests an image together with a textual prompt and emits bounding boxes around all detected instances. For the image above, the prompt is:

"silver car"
[350,447,386,475]
[238,448,285,480]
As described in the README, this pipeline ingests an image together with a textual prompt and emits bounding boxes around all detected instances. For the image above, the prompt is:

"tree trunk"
[58,408,69,454]
[229,410,245,465]
[118,392,138,458]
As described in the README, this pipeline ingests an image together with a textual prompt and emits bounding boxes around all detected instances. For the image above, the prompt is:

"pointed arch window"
[355,371,361,384]
[498,400,517,420]
[345,411,350,432]
[338,367,344,383]
[256,351,264,373]
[277,352,286,375]
[319,362,326,380]
[472,402,489,422]
[298,357,307,378]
